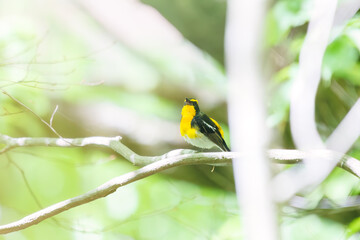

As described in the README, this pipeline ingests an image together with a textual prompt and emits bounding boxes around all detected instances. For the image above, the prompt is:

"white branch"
[289,0,337,150]
[225,0,278,239]
[274,0,360,202]
[0,134,360,234]
[332,0,360,36]
[0,151,228,234]
[326,99,360,151]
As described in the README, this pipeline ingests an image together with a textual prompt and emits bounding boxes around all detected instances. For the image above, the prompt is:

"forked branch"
[0,134,359,234]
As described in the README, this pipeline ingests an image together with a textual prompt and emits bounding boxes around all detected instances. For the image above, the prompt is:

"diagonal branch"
[0,90,64,139]
[0,134,360,234]
[280,0,360,203]
[0,151,228,234]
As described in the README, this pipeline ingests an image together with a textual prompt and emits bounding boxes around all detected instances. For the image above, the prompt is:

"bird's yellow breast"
[180,105,198,138]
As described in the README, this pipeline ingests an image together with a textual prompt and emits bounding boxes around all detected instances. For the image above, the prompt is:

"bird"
[180,98,230,152]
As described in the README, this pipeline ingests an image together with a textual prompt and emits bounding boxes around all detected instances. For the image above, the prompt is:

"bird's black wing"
[191,113,230,151]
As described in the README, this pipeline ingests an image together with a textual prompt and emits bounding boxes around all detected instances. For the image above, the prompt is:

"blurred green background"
[1,0,360,239]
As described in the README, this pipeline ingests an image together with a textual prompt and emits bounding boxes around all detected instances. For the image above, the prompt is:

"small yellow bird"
[180,98,230,151]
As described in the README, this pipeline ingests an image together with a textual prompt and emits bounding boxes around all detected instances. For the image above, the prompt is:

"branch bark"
[0,134,360,234]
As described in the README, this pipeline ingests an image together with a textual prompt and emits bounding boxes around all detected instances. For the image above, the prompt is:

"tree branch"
[0,134,360,234]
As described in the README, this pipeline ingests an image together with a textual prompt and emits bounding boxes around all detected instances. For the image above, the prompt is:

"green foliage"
[347,217,360,238]
[266,0,310,46]
[141,0,226,63]
[282,215,345,240]
[323,36,360,84]
[1,0,360,239]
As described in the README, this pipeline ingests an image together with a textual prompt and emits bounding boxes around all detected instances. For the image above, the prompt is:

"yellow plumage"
[180,105,197,138]
[180,98,230,151]
[210,117,224,138]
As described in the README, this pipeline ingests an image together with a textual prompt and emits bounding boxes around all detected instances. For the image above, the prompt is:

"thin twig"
[0,90,63,138]
[0,40,117,67]
[7,154,44,209]
[50,105,59,127]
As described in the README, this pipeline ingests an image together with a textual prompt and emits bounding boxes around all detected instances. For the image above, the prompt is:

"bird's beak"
[184,98,191,105]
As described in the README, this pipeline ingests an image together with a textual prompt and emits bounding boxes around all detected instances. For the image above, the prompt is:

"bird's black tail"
[220,140,230,152]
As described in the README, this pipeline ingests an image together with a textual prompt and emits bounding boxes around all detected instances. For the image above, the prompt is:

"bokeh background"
[1,0,360,239]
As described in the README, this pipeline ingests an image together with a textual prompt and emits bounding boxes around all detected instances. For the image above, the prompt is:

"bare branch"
[0,90,63,138]
[277,0,360,203]
[0,134,359,234]
[0,150,229,234]
[1,134,360,175]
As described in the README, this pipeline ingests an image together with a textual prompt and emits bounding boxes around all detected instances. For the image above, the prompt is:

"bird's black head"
[184,98,200,113]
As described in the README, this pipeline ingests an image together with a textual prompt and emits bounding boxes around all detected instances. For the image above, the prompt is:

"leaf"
[347,217,360,238]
